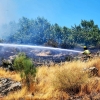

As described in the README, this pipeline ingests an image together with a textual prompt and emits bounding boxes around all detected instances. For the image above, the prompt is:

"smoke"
[0,0,17,39]
[0,43,81,62]
[0,0,17,25]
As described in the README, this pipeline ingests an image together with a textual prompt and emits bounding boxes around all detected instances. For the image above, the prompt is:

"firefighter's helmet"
[83,46,87,49]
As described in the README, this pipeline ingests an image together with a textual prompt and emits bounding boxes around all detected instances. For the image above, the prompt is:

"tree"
[71,20,100,46]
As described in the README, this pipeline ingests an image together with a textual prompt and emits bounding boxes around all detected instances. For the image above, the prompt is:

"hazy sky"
[0,0,100,28]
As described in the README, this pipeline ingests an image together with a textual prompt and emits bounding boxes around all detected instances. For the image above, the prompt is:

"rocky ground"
[0,78,21,97]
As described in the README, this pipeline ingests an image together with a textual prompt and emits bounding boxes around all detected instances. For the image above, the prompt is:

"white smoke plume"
[0,0,17,25]
[0,0,17,38]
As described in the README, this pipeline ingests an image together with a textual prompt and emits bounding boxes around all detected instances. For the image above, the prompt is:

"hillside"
[0,56,100,100]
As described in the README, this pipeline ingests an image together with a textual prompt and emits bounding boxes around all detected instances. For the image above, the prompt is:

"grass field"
[1,57,100,100]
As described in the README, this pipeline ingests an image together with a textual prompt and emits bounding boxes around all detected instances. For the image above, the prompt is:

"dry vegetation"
[1,57,100,100]
[0,68,21,81]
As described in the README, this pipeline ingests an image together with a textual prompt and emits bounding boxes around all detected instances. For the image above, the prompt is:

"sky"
[0,0,100,28]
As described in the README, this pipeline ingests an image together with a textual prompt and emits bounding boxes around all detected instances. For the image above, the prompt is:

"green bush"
[14,52,36,88]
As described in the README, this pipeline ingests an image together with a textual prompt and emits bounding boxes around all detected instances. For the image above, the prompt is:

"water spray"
[0,43,82,53]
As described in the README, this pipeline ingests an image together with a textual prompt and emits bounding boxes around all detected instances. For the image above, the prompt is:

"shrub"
[51,65,89,94]
[14,52,36,88]
[44,39,58,47]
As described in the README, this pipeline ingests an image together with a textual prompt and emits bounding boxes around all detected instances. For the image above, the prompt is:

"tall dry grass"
[84,57,100,76]
[2,57,100,100]
[1,68,36,100]
[34,61,89,99]
[0,68,21,81]
[4,87,27,100]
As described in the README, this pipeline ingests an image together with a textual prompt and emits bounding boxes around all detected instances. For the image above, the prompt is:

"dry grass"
[1,68,36,100]
[4,86,27,100]
[0,68,21,81]
[34,61,89,99]
[2,57,100,100]
[86,57,100,76]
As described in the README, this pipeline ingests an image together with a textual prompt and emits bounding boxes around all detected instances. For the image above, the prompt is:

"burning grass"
[2,57,100,100]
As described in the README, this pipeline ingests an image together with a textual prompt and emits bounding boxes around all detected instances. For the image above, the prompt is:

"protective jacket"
[83,50,90,55]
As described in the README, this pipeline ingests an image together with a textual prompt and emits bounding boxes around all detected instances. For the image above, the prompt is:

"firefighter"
[82,46,91,60]
[82,46,91,55]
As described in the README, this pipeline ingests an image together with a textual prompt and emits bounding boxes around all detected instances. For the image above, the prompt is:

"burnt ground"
[0,45,81,66]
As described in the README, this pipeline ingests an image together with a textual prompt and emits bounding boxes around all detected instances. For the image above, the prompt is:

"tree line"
[0,17,100,49]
